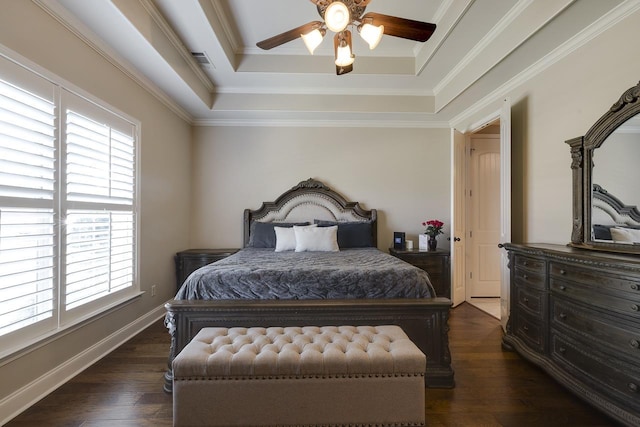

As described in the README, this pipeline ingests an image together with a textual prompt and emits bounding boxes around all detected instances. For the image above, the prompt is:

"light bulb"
[325,2,350,33]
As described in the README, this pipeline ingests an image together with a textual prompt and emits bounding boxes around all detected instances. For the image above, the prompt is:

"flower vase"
[427,236,437,251]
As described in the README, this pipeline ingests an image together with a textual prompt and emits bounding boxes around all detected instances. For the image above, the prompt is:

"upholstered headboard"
[592,184,640,241]
[243,178,377,248]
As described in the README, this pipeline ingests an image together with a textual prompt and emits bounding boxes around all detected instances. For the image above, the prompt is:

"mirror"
[567,80,640,254]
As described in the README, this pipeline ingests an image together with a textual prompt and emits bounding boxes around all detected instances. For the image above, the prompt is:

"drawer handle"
[559,313,567,321]
[523,261,529,266]
[629,383,639,393]
[632,304,639,312]
[523,274,528,280]
[559,285,567,291]
[632,284,639,291]
[523,325,529,331]
[630,339,640,349]
[559,347,566,354]
[559,269,567,275]
[523,297,529,305]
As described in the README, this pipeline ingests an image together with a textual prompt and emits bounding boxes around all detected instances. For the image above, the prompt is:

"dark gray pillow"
[314,220,373,248]
[248,221,309,248]
[593,224,613,240]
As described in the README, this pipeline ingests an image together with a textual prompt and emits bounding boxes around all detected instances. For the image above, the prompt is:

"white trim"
[0,302,168,426]
[433,0,535,96]
[138,0,215,92]
[32,0,194,124]
[449,0,640,129]
[193,118,452,128]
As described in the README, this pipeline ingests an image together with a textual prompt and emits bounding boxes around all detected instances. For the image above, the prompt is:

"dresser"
[388,248,451,299]
[503,243,640,426]
[174,248,239,291]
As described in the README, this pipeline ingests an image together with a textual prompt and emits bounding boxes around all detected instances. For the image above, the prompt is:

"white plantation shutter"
[0,54,138,354]
[0,73,57,341]
[62,100,136,317]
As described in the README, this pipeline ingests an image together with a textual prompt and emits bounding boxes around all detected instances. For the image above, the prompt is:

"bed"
[164,178,454,392]
[591,184,640,243]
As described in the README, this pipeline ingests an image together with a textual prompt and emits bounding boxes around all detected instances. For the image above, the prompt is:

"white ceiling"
[40,0,631,127]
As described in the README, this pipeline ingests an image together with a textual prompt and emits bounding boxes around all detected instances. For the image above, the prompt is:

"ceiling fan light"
[335,43,354,67]
[325,2,350,33]
[301,29,324,54]
[360,23,384,49]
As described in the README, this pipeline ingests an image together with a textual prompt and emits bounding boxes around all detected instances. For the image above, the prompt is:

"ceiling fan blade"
[256,21,323,50]
[361,12,436,42]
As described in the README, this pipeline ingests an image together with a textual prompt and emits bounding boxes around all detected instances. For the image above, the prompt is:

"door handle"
[447,237,461,242]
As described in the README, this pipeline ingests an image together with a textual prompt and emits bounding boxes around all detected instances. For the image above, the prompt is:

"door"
[499,97,512,331]
[468,136,501,297]
[451,129,466,307]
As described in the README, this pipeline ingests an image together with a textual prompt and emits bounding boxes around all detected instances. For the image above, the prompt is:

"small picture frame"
[393,232,406,250]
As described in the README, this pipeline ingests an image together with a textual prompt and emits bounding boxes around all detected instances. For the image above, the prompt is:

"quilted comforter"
[175,247,436,300]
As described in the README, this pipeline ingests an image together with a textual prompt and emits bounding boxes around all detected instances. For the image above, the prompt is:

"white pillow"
[294,225,339,252]
[610,227,640,243]
[274,224,316,252]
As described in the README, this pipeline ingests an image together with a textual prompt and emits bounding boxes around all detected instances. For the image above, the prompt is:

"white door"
[500,97,512,331]
[451,129,466,307]
[468,136,501,297]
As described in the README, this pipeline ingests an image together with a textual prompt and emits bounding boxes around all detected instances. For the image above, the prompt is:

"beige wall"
[453,8,640,245]
[0,0,191,412]
[191,126,451,251]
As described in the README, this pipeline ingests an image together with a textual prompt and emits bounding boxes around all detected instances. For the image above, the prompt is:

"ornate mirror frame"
[566,80,640,254]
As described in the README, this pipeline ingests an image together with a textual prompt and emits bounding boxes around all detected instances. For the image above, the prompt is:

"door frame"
[451,98,511,330]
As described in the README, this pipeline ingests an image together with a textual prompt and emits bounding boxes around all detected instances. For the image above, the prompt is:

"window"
[0,54,138,355]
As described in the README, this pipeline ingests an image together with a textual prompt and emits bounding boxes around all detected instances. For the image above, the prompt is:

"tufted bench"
[172,325,426,426]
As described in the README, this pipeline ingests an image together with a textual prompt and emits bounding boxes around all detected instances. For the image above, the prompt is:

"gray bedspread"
[175,247,436,300]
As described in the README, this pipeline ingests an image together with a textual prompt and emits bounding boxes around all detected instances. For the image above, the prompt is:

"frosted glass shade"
[301,29,324,54]
[360,23,384,49]
[335,44,354,67]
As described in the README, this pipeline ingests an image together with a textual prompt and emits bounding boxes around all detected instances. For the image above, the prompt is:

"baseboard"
[0,303,168,426]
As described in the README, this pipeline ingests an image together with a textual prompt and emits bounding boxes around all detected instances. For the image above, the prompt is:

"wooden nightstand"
[174,248,239,291]
[389,248,451,299]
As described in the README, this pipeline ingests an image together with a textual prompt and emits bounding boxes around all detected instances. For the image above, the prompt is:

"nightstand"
[388,248,451,299]
[174,248,239,291]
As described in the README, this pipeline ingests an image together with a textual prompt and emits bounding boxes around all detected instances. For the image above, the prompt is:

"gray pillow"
[248,221,309,248]
[314,220,373,248]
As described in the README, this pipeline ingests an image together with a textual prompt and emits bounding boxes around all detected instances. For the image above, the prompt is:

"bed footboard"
[163,298,454,392]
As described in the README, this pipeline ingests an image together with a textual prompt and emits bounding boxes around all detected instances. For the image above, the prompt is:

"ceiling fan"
[256,0,437,75]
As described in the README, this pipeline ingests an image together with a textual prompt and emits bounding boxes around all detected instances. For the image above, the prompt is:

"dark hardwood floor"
[5,303,619,426]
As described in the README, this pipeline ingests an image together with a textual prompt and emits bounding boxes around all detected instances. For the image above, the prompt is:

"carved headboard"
[592,184,640,242]
[243,178,377,248]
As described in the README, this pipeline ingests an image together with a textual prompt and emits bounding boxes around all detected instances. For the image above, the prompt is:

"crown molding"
[193,117,451,129]
[450,0,640,129]
[138,0,215,92]
[33,0,194,124]
[432,0,535,96]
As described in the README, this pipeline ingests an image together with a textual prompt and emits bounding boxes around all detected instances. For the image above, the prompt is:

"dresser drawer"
[514,310,545,353]
[514,267,546,290]
[513,255,546,290]
[551,297,640,363]
[551,332,640,412]
[514,255,545,272]
[550,278,640,320]
[515,285,545,318]
[550,262,640,296]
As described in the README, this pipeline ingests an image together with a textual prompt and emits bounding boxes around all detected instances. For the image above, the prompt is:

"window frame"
[0,48,141,360]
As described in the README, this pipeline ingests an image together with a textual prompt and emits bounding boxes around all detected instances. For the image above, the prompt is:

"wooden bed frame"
[164,179,454,392]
